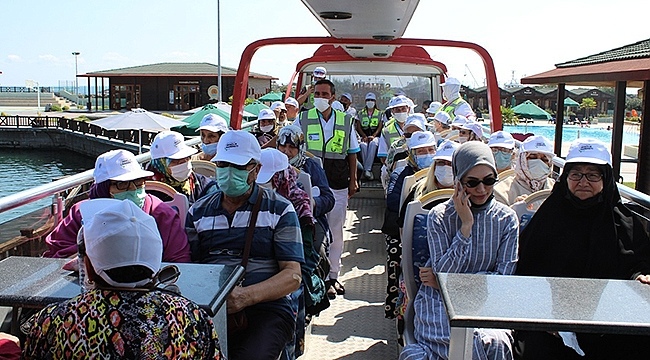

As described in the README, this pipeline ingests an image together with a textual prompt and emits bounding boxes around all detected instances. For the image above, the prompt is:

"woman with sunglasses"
[514,138,650,359]
[44,149,191,263]
[400,141,519,360]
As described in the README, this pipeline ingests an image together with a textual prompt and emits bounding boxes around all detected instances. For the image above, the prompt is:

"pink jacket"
[44,195,191,263]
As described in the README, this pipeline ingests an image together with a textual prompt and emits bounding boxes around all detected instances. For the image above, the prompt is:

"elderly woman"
[192,113,228,161]
[383,130,437,319]
[515,138,650,359]
[44,149,190,262]
[148,131,217,204]
[400,141,519,360]
[488,130,516,173]
[411,139,460,201]
[493,135,555,206]
[252,108,278,147]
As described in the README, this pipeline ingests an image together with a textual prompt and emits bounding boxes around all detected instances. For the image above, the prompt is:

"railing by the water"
[0,86,52,93]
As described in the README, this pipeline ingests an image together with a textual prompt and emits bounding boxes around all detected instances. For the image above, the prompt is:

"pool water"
[501,125,639,145]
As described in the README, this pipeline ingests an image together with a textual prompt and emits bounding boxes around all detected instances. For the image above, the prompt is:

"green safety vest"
[381,119,402,149]
[299,108,351,160]
[441,97,465,118]
[359,108,381,131]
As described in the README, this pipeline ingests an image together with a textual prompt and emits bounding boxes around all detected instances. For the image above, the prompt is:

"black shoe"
[332,280,345,295]
[327,284,337,300]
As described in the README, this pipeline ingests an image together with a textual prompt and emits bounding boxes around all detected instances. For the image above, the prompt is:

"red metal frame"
[231,37,502,131]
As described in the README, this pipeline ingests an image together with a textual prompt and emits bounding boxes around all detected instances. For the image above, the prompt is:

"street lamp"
[72,52,80,104]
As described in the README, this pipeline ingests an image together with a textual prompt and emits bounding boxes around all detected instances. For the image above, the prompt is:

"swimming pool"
[499,125,639,145]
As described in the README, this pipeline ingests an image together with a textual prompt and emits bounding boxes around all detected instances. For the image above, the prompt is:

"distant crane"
[463,64,480,88]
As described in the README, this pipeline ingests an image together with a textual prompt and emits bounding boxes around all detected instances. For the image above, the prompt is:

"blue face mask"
[216,166,253,197]
[201,142,218,156]
[112,187,146,208]
[415,154,434,169]
[494,151,513,170]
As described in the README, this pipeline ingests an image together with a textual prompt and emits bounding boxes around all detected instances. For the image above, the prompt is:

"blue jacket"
[386,165,415,213]
[302,158,335,219]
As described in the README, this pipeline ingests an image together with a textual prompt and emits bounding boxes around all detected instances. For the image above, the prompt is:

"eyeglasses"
[464,176,498,188]
[404,133,413,138]
[215,161,255,170]
[111,178,146,190]
[459,129,470,136]
[567,172,602,182]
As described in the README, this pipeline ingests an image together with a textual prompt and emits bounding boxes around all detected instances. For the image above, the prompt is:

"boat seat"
[293,166,314,210]
[496,169,515,185]
[145,181,189,227]
[510,188,552,231]
[191,160,216,179]
[398,168,428,213]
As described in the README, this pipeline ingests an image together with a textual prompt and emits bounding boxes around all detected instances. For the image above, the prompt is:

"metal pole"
[72,52,80,104]
[37,82,41,110]
[217,0,222,102]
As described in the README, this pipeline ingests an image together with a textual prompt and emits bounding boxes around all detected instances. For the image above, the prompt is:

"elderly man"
[192,113,229,161]
[270,101,288,127]
[187,130,303,360]
[285,97,300,123]
[293,79,360,299]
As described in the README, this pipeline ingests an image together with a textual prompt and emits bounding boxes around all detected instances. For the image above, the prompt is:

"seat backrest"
[294,167,314,209]
[398,168,429,213]
[191,160,216,179]
[496,168,516,185]
[145,181,189,227]
[305,151,323,168]
[401,199,430,345]
[418,188,454,208]
[510,188,552,231]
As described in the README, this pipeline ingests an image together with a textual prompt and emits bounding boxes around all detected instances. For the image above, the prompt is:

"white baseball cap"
[270,101,286,111]
[257,108,276,121]
[256,148,289,184]
[408,131,437,150]
[440,77,461,87]
[197,113,229,133]
[81,199,162,288]
[313,66,327,78]
[405,113,427,132]
[521,135,555,156]
[284,97,299,108]
[434,139,460,161]
[387,95,411,109]
[93,149,153,184]
[566,138,611,165]
[213,130,262,165]
[331,100,345,112]
[341,93,352,101]
[150,131,197,160]
[460,121,484,139]
[451,115,469,127]
[432,111,452,126]
[426,101,443,114]
[488,131,515,150]
[365,92,377,101]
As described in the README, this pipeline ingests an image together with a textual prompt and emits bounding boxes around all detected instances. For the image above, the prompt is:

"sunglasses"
[464,176,498,188]
[215,161,255,170]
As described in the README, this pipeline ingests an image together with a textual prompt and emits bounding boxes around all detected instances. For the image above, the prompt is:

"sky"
[1,0,647,91]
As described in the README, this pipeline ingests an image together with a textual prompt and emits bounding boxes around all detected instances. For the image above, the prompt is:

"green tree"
[500,106,519,125]
[580,97,597,119]
[626,96,642,111]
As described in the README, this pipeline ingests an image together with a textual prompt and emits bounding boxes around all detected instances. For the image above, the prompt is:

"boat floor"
[303,196,399,359]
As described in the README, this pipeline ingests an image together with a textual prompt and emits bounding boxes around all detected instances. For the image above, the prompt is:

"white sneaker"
[364,170,374,180]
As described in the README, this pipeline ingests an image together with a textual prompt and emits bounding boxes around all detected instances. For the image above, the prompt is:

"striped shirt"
[400,197,518,360]
[186,184,303,315]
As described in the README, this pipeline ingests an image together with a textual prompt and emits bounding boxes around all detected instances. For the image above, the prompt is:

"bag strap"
[240,189,263,270]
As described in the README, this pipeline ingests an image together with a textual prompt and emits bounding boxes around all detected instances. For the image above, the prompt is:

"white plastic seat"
[398,168,428,213]
[495,168,515,185]
[510,188,552,231]
[293,167,314,210]
[190,160,216,179]
[145,181,189,227]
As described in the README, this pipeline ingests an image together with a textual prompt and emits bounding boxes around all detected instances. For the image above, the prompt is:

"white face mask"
[435,165,454,187]
[170,161,192,182]
[448,129,459,138]
[393,112,408,123]
[457,136,468,144]
[527,158,551,179]
[260,124,274,133]
[313,97,330,112]
[366,101,375,109]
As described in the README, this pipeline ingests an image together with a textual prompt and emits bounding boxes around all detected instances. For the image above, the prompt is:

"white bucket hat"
[197,113,229,133]
[434,139,460,161]
[408,131,437,150]
[521,135,555,156]
[150,131,197,160]
[270,101,287,111]
[257,108,276,121]
[93,149,153,183]
[432,111,452,126]
[460,122,484,139]
[284,97,299,108]
[256,148,289,184]
[404,113,427,132]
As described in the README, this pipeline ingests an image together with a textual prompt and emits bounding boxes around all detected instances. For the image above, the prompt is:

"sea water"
[0,149,95,224]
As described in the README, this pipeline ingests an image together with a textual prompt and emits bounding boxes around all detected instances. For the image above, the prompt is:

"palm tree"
[580,97,597,120]
[500,106,519,125]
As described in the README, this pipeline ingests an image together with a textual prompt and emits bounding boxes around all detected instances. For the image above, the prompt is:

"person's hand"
[227,286,250,314]
[452,181,473,237]
[348,179,358,198]
[0,332,20,346]
[636,274,650,285]
[419,267,439,289]
[367,136,374,142]
[361,136,368,143]
[62,257,79,272]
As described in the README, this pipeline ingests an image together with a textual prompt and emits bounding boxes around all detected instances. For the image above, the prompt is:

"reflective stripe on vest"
[441,97,465,117]
[359,108,381,129]
[299,108,351,160]
[381,119,402,149]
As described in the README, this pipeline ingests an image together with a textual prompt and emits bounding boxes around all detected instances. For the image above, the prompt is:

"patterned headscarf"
[150,158,193,197]
[277,125,307,168]
[271,167,315,226]
[514,152,551,192]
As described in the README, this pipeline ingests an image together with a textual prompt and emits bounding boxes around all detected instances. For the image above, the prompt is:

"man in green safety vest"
[354,92,383,180]
[377,95,413,190]
[293,79,360,300]
[297,66,327,111]
[439,77,476,120]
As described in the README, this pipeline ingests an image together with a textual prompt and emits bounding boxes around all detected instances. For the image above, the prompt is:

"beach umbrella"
[184,101,255,117]
[257,92,283,102]
[91,108,183,154]
[174,104,231,136]
[511,100,551,120]
[564,97,580,107]
[244,101,270,117]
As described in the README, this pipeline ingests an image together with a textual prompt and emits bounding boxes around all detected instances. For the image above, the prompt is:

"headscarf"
[271,167,315,226]
[149,158,193,197]
[88,180,111,199]
[517,162,650,280]
[514,152,551,192]
[277,125,307,168]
